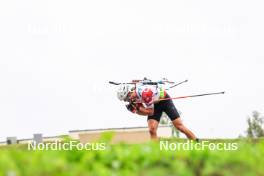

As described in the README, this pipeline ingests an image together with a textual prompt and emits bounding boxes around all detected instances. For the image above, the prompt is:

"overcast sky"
[0,0,264,141]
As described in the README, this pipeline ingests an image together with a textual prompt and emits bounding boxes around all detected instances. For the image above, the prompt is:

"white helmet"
[117,84,131,101]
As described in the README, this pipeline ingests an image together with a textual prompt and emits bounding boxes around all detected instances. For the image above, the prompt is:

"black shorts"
[148,94,180,122]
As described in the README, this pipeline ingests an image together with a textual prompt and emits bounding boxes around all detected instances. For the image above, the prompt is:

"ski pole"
[159,91,225,101]
[166,79,188,90]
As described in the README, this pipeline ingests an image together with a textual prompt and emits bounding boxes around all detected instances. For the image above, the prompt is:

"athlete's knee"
[149,126,157,136]
[172,118,184,131]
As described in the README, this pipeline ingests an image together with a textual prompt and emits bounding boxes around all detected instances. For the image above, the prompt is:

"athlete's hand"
[129,97,137,104]
[126,102,137,113]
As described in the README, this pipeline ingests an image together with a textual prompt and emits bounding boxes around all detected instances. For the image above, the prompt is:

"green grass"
[0,138,264,176]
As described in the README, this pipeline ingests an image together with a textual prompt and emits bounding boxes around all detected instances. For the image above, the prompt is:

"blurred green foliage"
[0,139,264,176]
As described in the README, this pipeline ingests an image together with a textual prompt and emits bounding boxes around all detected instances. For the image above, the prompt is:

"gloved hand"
[126,102,137,113]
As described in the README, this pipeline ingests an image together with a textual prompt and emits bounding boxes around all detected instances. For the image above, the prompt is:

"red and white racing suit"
[135,84,166,109]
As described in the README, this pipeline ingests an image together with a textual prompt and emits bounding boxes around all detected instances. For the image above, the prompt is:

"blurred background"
[0,0,264,141]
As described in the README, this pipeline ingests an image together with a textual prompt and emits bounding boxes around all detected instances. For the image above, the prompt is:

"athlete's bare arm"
[127,90,154,116]
[136,106,154,116]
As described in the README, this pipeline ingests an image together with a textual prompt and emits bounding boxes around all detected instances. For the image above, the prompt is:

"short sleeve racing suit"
[135,84,180,122]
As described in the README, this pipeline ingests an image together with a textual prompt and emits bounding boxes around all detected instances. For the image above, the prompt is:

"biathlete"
[117,83,198,141]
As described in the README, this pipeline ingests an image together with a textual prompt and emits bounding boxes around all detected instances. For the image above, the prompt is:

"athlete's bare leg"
[171,118,197,140]
[147,119,159,140]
